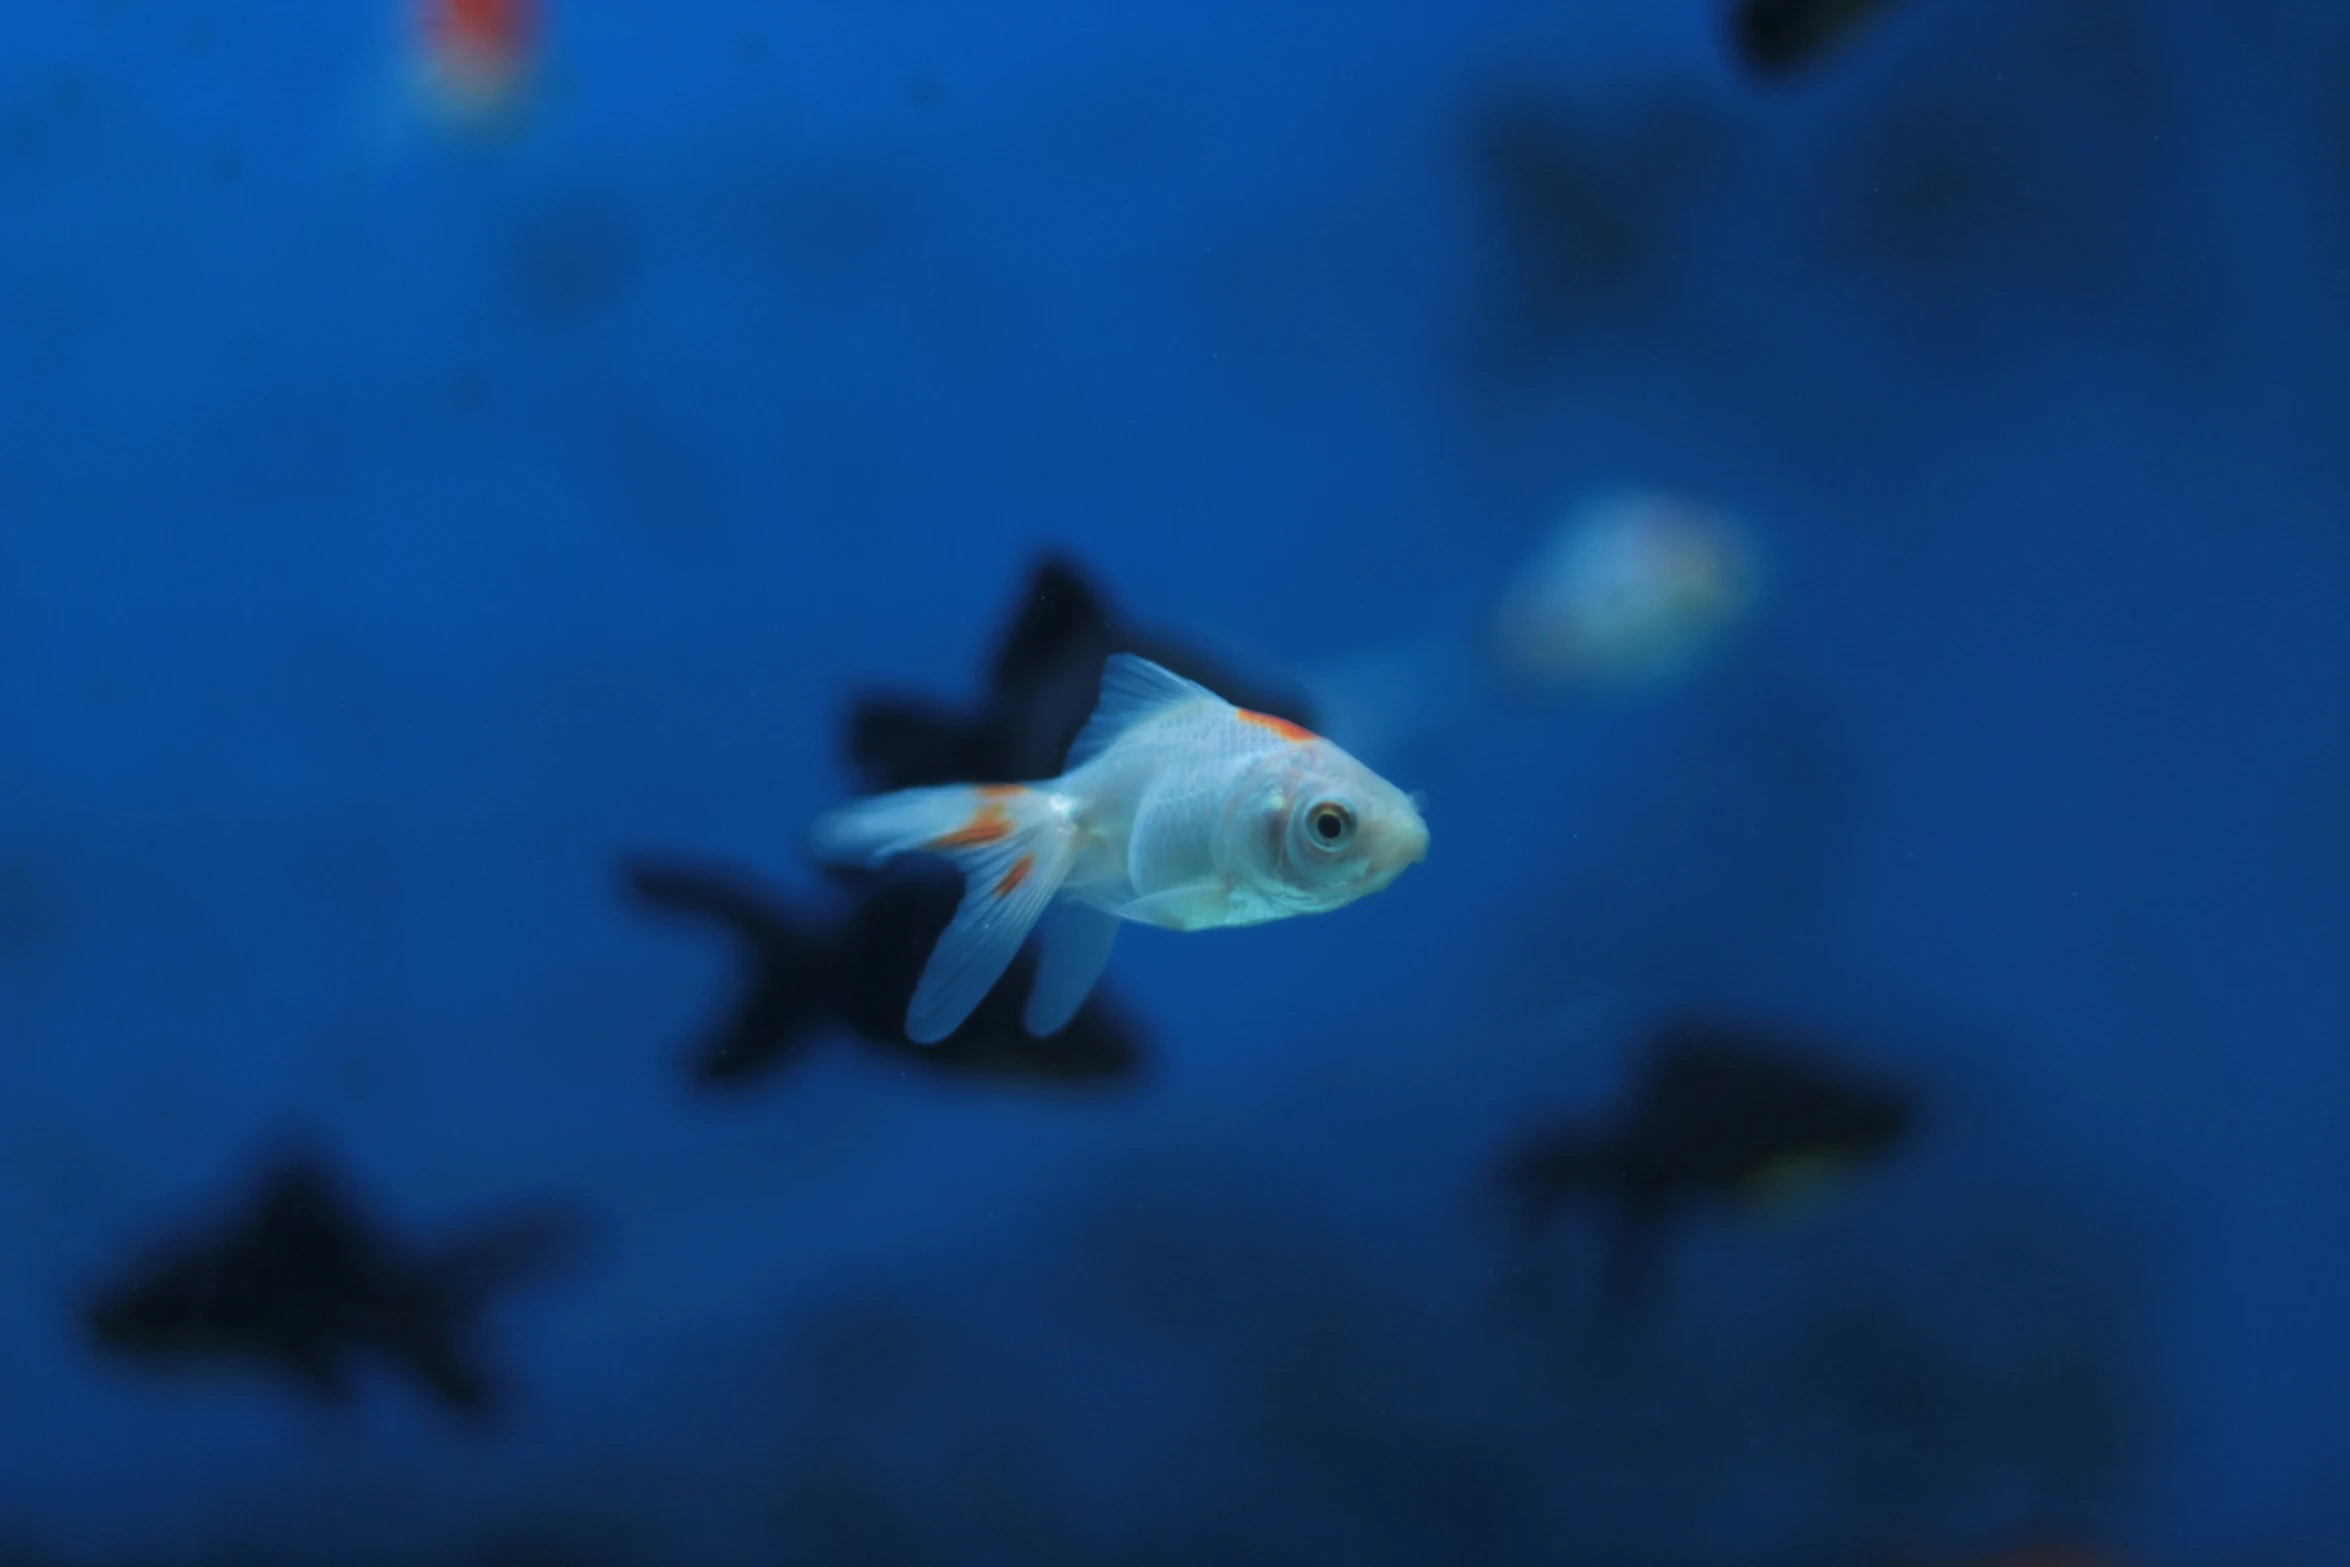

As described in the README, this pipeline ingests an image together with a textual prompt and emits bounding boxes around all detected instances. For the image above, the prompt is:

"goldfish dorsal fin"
[1064,654,1221,768]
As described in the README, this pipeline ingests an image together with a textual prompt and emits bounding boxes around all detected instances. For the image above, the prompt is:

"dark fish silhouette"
[623,856,1147,1087]
[846,553,1317,793]
[1496,1014,1913,1302]
[85,1153,585,1416]
[1457,91,1734,386]
[1729,0,1905,80]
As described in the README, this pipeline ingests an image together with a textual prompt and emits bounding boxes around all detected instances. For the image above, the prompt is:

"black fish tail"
[846,697,984,793]
[1500,1133,1616,1231]
[406,1326,499,1415]
[1598,1198,1670,1313]
[429,1209,589,1313]
[621,857,840,1085]
[409,1209,587,1417]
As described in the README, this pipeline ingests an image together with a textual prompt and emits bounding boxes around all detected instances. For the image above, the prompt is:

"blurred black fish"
[623,856,1146,1087]
[1457,90,1734,384]
[847,553,1316,793]
[85,1153,586,1417]
[1495,1014,1913,1303]
[1729,0,1905,80]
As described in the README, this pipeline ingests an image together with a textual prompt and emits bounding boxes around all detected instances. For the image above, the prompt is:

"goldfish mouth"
[1403,794,1430,863]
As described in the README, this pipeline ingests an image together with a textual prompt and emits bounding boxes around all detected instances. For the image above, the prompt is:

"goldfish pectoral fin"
[1107,880,1229,931]
[1063,654,1222,769]
[905,814,1078,1046]
[1024,903,1121,1037]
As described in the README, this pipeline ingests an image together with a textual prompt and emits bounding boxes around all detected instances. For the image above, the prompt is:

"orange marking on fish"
[1237,709,1317,743]
[929,803,1013,851]
[993,854,1035,899]
[976,784,1025,800]
[429,0,535,56]
[419,0,535,113]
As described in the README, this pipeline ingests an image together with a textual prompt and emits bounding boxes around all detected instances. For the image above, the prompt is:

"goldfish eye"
[1305,799,1356,851]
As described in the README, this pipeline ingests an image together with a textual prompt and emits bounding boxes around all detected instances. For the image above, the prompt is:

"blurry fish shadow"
[619,854,1151,1095]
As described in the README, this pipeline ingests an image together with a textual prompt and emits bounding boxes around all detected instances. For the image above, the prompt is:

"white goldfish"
[323,0,546,187]
[1488,488,1758,691]
[409,0,540,135]
[810,655,1430,1044]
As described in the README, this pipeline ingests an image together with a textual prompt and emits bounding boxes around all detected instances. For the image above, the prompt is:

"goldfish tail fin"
[809,785,1014,867]
[809,785,1078,1043]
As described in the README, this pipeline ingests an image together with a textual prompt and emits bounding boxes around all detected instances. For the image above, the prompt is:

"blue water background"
[3,1,2346,1562]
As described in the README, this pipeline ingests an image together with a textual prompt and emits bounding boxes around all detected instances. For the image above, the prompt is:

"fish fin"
[1024,902,1121,1037]
[808,784,1032,867]
[284,1339,357,1404]
[1599,1198,1670,1313]
[252,1155,369,1256]
[621,858,803,945]
[1736,1151,1853,1220]
[620,857,836,1085]
[435,1206,589,1288]
[905,802,1078,1044]
[1064,654,1222,769]
[994,557,1116,694]
[846,695,981,792]
[407,1326,499,1415]
[1499,1130,1614,1228]
[1109,879,1232,931]
[807,784,1083,1041]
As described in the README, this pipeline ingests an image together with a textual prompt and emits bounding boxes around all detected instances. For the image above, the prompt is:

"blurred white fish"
[324,0,553,184]
[1488,488,1760,692]
[1303,487,1763,767]
[407,0,541,136]
[811,655,1430,1044]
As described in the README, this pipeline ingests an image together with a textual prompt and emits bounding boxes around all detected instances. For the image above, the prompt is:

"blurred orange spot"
[930,805,1013,851]
[994,855,1035,899]
[1237,709,1315,743]
[431,0,535,56]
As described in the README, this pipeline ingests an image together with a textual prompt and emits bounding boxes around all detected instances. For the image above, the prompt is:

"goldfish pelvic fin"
[1064,655,1221,769]
[1024,902,1121,1037]
[1107,879,1233,932]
